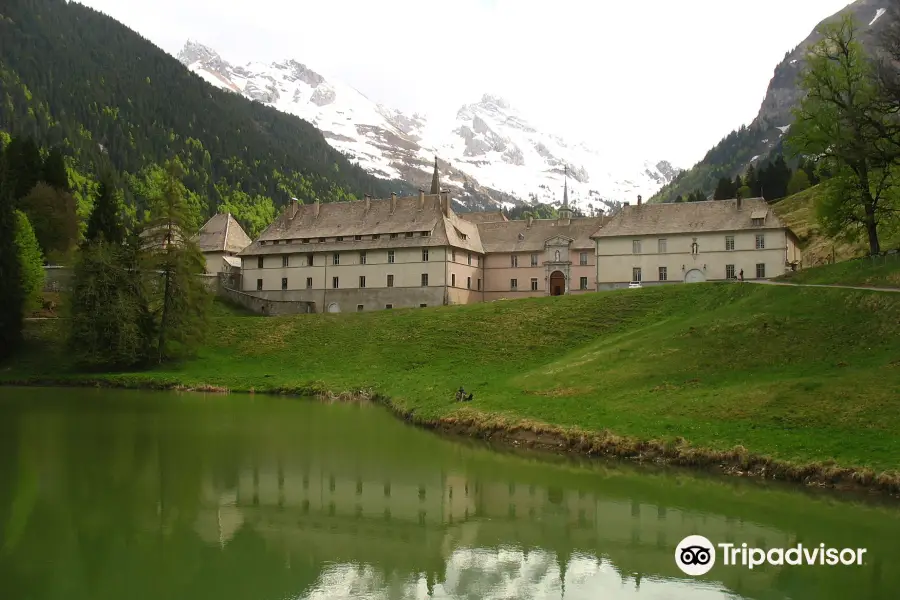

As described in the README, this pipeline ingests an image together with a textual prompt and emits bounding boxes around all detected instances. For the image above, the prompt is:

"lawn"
[4,282,900,480]
[777,255,900,288]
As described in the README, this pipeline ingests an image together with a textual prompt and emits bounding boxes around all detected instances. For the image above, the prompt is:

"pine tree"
[14,210,45,313]
[787,169,811,196]
[41,147,70,192]
[21,182,79,262]
[3,136,42,205]
[713,177,733,200]
[85,173,125,245]
[732,174,743,196]
[0,149,25,361]
[140,160,211,363]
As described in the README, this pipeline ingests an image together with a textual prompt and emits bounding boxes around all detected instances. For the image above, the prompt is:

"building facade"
[194,212,252,275]
[592,197,801,289]
[237,163,605,312]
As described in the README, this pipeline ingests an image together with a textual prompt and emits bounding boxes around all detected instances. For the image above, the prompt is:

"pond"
[0,387,897,599]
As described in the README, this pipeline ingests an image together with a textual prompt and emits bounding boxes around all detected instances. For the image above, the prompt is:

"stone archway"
[327,302,341,313]
[550,271,566,296]
[684,269,706,283]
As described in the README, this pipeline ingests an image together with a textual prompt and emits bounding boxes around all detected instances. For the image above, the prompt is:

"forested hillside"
[0,0,412,234]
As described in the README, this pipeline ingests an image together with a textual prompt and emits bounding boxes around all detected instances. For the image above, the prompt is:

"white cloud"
[78,0,853,168]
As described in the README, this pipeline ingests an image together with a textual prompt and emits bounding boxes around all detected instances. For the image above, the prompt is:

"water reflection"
[0,388,897,600]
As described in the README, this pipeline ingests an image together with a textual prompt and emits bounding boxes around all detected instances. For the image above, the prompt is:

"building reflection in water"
[193,456,791,599]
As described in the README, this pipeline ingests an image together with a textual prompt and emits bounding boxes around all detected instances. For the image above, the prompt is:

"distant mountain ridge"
[651,0,893,204]
[177,42,682,214]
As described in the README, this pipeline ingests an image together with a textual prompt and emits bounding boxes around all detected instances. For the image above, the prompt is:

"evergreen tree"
[85,174,125,245]
[674,194,684,203]
[713,177,733,200]
[41,147,70,192]
[14,210,45,313]
[787,169,811,196]
[140,160,211,363]
[0,150,25,361]
[745,164,759,196]
[732,174,743,196]
[3,136,42,205]
[21,182,79,262]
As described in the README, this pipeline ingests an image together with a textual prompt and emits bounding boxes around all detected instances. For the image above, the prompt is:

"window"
[467,253,472,266]
[256,278,263,291]
[319,238,326,243]
[360,252,367,265]
[385,304,393,309]
[387,274,394,287]
[658,239,667,254]
[510,279,518,291]
[273,240,280,245]
[282,255,289,267]
[726,236,735,251]
[632,240,642,254]
[388,250,395,264]
[359,275,366,288]
[467,276,471,289]
[302,238,309,244]
[332,253,340,266]
[355,235,362,241]
[477,278,482,291]
[420,303,427,308]
[307,254,314,266]
[580,252,588,266]
[422,230,431,237]
[659,267,668,281]
[281,277,288,290]
[451,273,456,287]
[531,278,538,291]
[332,276,339,289]
[475,255,479,267]
[306,277,312,289]
[336,236,343,242]
[421,273,429,286]
[422,249,429,261]
[580,277,588,290]
[357,304,364,312]
[531,253,539,267]
[632,267,642,283]
[756,263,766,279]
[257,257,264,269]
[372,234,380,240]
[390,233,398,239]
[755,234,765,249]
[726,264,735,279]
[511,255,518,268]
[451,250,456,262]
[752,217,764,227]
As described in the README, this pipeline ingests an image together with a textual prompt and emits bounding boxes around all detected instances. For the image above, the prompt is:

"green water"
[0,388,897,600]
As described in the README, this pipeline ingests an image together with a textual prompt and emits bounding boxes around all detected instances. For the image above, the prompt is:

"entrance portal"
[327,302,341,313]
[549,271,566,296]
[684,269,706,283]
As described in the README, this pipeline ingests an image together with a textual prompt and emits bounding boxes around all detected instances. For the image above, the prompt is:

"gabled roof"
[194,213,252,254]
[476,216,607,253]
[591,198,793,238]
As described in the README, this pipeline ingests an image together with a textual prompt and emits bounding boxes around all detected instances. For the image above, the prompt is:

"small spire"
[563,165,569,208]
[430,156,441,195]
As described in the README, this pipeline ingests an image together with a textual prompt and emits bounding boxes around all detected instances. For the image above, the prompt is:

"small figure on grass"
[456,386,474,402]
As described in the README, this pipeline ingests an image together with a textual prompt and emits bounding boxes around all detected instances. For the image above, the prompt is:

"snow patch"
[777,125,791,134]
[870,8,886,27]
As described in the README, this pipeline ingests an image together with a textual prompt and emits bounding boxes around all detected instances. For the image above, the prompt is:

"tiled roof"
[476,216,607,253]
[239,193,486,257]
[458,211,508,224]
[591,198,792,238]
[194,213,252,254]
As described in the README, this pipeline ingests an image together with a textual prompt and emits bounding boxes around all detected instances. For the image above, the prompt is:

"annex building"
[237,161,605,312]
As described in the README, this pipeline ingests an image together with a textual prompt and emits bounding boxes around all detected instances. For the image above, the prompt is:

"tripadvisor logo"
[675,535,868,576]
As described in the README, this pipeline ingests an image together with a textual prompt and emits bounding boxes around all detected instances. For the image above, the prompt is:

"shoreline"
[4,377,899,499]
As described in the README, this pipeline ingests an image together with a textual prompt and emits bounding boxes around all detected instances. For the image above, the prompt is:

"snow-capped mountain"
[178,41,681,213]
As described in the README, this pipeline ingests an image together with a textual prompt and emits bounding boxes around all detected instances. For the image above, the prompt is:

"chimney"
[390,192,397,214]
[289,197,299,219]
[736,196,743,210]
[364,194,371,212]
[527,216,533,228]
[314,198,320,219]
[440,190,450,217]
[637,195,642,206]
[418,189,425,210]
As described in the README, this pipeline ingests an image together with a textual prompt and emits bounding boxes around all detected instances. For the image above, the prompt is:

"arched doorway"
[684,269,706,283]
[549,271,566,296]
[327,302,341,313]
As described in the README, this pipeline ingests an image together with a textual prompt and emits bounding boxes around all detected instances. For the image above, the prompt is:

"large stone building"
[237,162,606,312]
[592,196,801,289]
[194,212,252,275]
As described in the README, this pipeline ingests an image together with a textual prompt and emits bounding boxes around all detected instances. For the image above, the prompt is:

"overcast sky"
[77,0,853,168]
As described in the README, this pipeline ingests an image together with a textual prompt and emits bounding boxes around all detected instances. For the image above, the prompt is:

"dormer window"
[260,241,266,246]
[336,236,344,241]
[421,231,431,237]
[752,218,764,227]
[405,232,414,238]
[319,238,326,243]
[373,234,380,240]
[302,239,309,244]
[390,233,398,239]
[273,240,280,245]
[355,235,362,241]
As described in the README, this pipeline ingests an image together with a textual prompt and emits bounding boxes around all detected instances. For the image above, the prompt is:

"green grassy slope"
[778,256,900,287]
[4,284,900,475]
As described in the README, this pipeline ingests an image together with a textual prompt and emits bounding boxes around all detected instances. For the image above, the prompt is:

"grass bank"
[3,283,900,493]
[777,255,900,288]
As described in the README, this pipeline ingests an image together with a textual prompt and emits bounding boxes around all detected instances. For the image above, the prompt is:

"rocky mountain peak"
[177,40,223,66]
